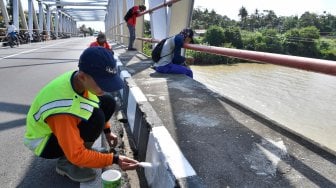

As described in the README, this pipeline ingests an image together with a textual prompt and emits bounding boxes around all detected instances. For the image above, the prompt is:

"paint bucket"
[101,169,121,188]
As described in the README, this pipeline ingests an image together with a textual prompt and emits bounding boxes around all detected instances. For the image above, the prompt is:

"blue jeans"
[8,32,18,43]
[127,23,136,49]
[156,63,193,78]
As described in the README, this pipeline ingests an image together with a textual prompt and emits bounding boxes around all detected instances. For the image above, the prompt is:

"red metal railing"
[138,0,181,16]
[136,37,336,76]
[184,43,336,76]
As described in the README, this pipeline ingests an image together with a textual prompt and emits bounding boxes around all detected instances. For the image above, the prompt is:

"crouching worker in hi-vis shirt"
[24,47,139,182]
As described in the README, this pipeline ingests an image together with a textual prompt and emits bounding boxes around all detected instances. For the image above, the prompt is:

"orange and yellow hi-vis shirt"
[45,91,113,168]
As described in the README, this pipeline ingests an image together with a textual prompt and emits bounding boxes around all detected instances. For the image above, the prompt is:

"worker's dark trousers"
[40,94,115,159]
[127,23,136,49]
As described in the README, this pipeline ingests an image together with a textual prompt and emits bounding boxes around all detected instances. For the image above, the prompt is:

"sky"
[20,0,335,32]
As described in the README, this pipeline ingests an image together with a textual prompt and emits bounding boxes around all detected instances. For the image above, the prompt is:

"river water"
[191,63,336,153]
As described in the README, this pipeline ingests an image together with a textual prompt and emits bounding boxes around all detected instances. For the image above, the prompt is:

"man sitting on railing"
[153,28,195,78]
[6,21,19,46]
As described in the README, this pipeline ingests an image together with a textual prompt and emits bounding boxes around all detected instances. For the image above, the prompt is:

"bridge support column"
[149,0,168,40]
[50,12,55,34]
[149,0,194,50]
[116,0,124,44]
[28,0,33,41]
[0,0,9,25]
[19,0,28,30]
[38,1,44,34]
[168,0,194,35]
[46,6,51,39]
[59,13,63,35]
[134,0,144,51]
[32,4,39,33]
[13,0,19,31]
[55,10,59,38]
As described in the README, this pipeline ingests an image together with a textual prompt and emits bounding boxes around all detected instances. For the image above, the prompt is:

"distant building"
[194,29,206,37]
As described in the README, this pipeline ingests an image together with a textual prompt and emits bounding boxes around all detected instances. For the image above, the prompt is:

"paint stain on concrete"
[180,98,204,105]
[146,94,166,102]
[178,113,221,127]
[244,138,288,176]
[168,82,193,93]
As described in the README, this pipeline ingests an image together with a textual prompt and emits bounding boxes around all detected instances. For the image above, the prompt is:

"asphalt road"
[0,38,93,188]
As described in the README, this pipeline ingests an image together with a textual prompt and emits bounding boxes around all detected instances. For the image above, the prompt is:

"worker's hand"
[118,155,139,170]
[105,132,118,148]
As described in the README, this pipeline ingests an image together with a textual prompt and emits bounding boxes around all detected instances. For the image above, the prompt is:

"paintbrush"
[138,162,152,168]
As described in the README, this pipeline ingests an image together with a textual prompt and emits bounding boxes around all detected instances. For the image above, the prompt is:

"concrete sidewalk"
[114,44,336,188]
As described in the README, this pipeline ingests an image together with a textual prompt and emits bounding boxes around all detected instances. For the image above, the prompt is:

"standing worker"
[124,5,147,51]
[24,47,139,182]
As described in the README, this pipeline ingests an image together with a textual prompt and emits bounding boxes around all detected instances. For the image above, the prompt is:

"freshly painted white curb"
[120,70,131,79]
[120,70,131,96]
[127,86,147,133]
[144,126,196,187]
[152,126,196,178]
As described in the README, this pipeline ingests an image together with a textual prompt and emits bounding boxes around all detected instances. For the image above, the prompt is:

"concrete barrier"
[116,54,204,187]
[111,43,336,188]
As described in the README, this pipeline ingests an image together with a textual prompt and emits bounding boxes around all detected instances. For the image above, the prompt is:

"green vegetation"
[188,7,336,64]
[143,8,336,64]
[79,25,95,36]
[142,32,152,57]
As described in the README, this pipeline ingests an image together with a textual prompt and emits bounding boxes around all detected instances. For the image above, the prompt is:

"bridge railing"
[110,0,336,77]
[183,43,336,76]
[117,36,336,77]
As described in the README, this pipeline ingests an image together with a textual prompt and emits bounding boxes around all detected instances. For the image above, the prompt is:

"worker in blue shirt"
[153,28,195,78]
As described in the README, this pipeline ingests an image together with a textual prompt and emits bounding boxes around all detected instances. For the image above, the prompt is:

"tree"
[248,9,261,31]
[263,10,278,28]
[191,8,237,29]
[281,16,299,33]
[88,27,94,35]
[283,26,319,57]
[144,20,150,35]
[224,27,243,48]
[203,26,225,46]
[319,13,336,34]
[299,12,320,29]
[238,6,248,29]
[261,29,282,53]
[79,24,89,36]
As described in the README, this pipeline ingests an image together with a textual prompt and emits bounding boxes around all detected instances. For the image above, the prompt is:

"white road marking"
[0,39,81,61]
